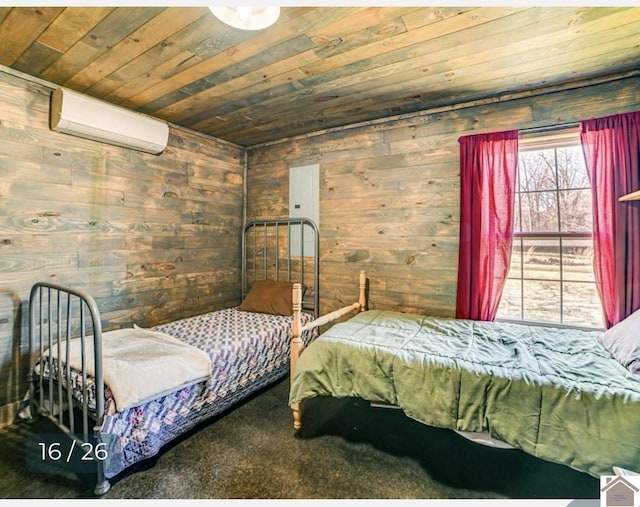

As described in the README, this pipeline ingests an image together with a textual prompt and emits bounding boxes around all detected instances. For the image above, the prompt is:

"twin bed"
[289,275,640,479]
[26,218,322,494]
[25,217,640,494]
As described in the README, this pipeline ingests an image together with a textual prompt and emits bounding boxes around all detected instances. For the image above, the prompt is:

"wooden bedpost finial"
[358,270,367,311]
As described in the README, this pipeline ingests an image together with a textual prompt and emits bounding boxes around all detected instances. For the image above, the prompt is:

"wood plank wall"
[246,75,640,318]
[3,66,640,430]
[0,68,244,428]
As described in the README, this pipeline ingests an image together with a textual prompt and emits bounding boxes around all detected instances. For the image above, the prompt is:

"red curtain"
[456,130,519,320]
[580,111,640,328]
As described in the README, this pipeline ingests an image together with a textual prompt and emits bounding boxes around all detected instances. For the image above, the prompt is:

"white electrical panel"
[289,164,319,257]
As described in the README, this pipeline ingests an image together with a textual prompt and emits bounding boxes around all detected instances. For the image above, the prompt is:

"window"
[496,131,604,328]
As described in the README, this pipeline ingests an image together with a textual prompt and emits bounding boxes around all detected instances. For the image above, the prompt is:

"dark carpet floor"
[0,377,600,500]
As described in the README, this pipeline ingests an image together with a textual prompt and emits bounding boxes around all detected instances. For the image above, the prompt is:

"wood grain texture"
[246,75,640,322]
[0,69,243,425]
[1,6,639,146]
[1,6,639,432]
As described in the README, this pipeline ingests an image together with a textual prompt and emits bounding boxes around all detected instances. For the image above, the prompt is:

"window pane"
[556,146,589,190]
[507,237,522,279]
[559,189,592,232]
[561,238,595,283]
[523,280,561,323]
[496,133,602,329]
[518,150,557,192]
[497,278,522,320]
[562,282,603,328]
[519,191,559,232]
[522,238,560,281]
[513,192,521,233]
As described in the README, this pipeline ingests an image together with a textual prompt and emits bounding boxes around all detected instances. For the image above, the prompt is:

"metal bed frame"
[28,281,110,494]
[26,217,319,495]
[242,217,319,317]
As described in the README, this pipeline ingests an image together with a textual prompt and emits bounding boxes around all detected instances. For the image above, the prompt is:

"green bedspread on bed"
[289,310,640,477]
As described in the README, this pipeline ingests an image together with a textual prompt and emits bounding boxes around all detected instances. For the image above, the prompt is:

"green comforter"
[289,310,640,477]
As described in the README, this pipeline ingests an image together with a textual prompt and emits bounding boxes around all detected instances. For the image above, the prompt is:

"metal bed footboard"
[28,282,110,495]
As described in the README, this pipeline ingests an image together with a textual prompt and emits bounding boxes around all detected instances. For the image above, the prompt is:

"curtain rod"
[457,121,580,143]
[519,121,580,135]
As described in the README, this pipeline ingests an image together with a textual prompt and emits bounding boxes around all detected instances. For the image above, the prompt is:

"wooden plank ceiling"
[1,6,639,147]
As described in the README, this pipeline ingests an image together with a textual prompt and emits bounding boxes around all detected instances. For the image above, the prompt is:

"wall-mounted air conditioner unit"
[49,88,169,154]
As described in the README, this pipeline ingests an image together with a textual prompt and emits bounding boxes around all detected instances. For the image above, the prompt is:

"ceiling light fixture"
[209,6,280,31]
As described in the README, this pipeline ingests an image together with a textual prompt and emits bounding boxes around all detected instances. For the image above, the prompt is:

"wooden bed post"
[289,271,367,430]
[290,283,304,429]
[358,269,367,311]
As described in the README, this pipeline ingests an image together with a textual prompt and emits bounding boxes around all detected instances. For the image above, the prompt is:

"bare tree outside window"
[496,139,604,328]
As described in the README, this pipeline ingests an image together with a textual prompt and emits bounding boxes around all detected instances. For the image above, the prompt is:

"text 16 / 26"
[37,440,108,463]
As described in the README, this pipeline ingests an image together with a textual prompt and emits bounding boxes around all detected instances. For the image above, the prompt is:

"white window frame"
[496,129,604,331]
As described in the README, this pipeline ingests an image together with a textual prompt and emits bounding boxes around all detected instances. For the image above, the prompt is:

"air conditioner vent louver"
[49,88,169,154]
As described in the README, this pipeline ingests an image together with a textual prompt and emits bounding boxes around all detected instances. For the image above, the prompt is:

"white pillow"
[598,308,640,376]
